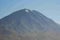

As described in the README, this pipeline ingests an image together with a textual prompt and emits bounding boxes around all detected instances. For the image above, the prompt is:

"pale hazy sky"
[0,0,60,24]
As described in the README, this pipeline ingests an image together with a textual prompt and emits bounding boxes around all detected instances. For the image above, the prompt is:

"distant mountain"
[0,9,60,40]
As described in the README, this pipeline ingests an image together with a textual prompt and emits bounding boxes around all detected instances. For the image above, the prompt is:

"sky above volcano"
[0,0,60,24]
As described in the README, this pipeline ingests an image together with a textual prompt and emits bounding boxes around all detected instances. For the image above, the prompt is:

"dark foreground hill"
[0,9,60,40]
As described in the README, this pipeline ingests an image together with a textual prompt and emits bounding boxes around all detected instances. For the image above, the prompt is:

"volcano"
[0,9,60,40]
